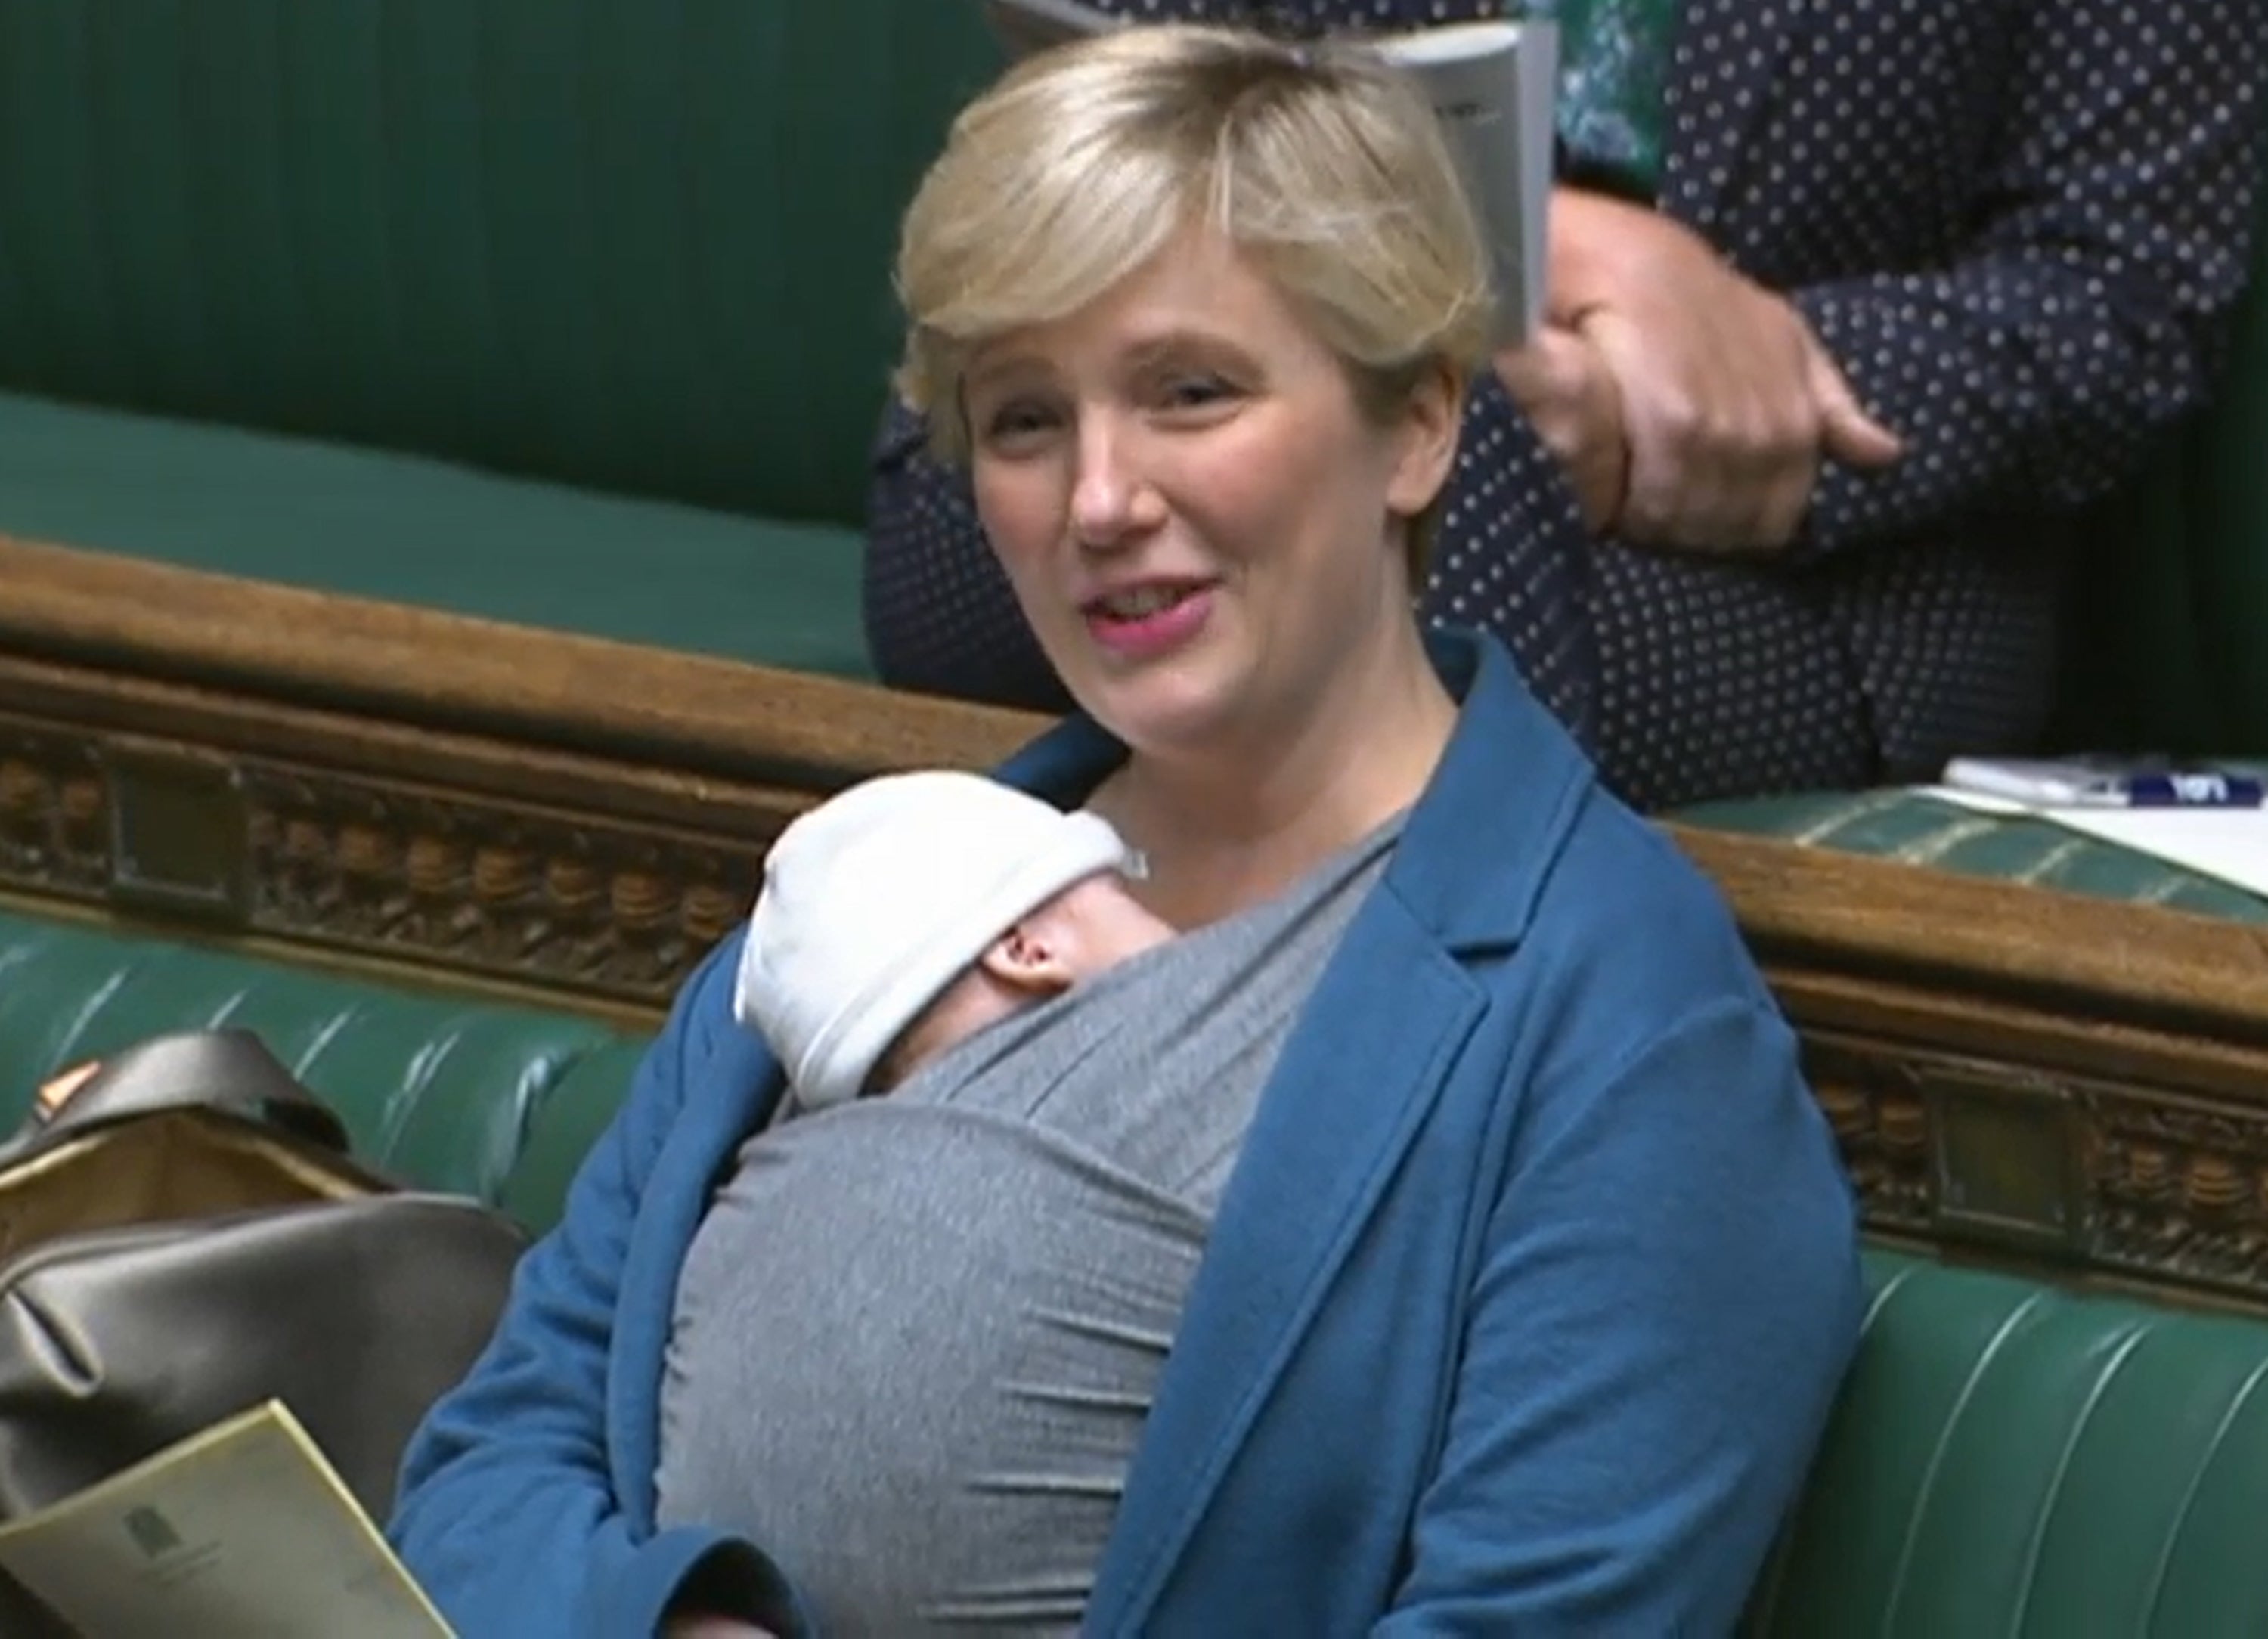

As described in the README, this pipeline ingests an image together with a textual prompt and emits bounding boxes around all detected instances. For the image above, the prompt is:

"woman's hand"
[1491,324,1629,534]
[1545,187,1903,553]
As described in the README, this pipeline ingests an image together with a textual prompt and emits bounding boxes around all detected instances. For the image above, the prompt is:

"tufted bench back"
[0,3,1000,528]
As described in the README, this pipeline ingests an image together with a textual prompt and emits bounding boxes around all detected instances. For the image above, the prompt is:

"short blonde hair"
[892,25,1496,575]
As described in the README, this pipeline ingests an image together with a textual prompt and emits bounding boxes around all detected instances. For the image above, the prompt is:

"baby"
[733,770,1176,1111]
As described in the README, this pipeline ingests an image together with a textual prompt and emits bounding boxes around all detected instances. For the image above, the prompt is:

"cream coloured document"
[0,1399,454,1638]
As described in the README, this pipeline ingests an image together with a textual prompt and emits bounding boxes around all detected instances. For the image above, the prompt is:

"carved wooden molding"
[1799,1027,2268,1310]
[8,540,2268,1311]
[0,700,786,1008]
[1669,827,2268,1309]
[235,764,766,1006]
[0,717,107,900]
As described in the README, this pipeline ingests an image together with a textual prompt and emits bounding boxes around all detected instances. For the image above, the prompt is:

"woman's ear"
[974,922,1077,997]
[1383,361,1464,520]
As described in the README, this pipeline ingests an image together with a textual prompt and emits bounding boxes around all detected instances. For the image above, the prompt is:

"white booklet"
[0,1400,454,1638]
[982,0,1556,345]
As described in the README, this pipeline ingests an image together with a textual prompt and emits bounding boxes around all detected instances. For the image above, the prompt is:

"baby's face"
[874,869,1176,1098]
[1038,872,1177,974]
[880,870,1173,1092]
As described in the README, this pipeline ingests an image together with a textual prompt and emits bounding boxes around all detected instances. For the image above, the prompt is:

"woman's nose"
[1069,415,1155,551]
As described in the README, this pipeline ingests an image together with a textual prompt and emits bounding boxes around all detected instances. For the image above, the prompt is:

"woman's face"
[962,228,1458,763]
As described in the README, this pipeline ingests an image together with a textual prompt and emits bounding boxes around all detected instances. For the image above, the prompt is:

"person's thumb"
[1492,324,1593,411]
[1808,345,1902,469]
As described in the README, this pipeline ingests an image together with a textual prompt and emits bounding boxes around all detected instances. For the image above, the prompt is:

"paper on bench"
[1918,785,2268,900]
[0,1399,454,1639]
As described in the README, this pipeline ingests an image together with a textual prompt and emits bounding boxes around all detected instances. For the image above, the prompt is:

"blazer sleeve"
[387,937,805,1639]
[1378,998,1864,1633]
[1795,0,2267,554]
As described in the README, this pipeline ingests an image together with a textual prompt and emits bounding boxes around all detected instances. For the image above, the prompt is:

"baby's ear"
[976,922,1075,995]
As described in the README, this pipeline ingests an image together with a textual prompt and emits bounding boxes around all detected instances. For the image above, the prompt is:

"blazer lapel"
[1084,901,1486,1635]
[1661,0,1814,228]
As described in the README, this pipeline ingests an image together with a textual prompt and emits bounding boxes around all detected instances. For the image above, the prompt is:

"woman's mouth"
[1093,585,1191,619]
[1082,581,1216,658]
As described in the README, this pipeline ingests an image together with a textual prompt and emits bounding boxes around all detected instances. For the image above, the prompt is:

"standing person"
[390,28,1861,1635]
[863,0,2268,810]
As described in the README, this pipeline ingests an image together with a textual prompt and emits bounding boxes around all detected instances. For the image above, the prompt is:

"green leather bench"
[0,909,642,1237]
[1678,787,2268,922]
[1745,1253,2268,1636]
[0,3,1005,677]
[5,905,2266,1634]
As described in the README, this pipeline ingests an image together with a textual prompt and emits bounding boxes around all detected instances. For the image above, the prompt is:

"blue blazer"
[390,631,1864,1637]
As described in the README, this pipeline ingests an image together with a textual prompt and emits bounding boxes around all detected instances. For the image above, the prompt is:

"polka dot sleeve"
[1789,0,2268,554]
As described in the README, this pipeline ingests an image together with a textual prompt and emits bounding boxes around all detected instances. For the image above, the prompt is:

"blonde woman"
[392,29,1860,1637]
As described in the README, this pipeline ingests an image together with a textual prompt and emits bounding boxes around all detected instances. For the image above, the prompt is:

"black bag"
[0,1028,526,1525]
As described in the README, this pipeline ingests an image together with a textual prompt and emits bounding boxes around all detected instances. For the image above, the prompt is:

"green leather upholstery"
[0,908,646,1230]
[8,909,2268,1631]
[0,1,995,525]
[1679,789,2268,921]
[0,393,868,674]
[0,2,1006,663]
[1752,1250,2268,1638]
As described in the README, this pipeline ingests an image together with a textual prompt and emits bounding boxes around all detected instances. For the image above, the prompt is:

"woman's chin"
[1066,665,1248,758]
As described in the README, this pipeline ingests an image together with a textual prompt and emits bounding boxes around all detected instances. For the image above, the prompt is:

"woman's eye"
[1162,375,1232,409]
[981,401,1058,445]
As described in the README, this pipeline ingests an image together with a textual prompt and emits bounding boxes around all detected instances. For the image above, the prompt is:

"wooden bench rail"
[1671,824,2268,1050]
[0,537,1035,789]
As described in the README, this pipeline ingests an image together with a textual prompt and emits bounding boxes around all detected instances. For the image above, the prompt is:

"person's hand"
[662,1616,776,1638]
[1491,324,1629,534]
[1548,187,1903,553]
